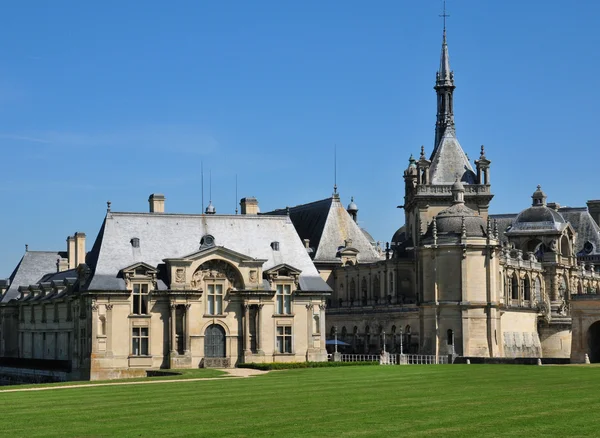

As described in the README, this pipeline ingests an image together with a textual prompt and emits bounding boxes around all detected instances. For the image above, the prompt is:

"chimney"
[57,257,69,273]
[67,236,76,269]
[149,193,165,213]
[304,239,310,249]
[74,232,86,267]
[240,197,259,215]
[587,200,600,226]
[547,202,561,211]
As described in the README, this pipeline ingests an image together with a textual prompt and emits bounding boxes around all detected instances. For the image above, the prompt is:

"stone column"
[243,303,251,355]
[105,304,113,357]
[91,304,99,354]
[257,304,264,354]
[305,303,313,357]
[170,303,177,355]
[319,304,326,350]
[184,304,191,354]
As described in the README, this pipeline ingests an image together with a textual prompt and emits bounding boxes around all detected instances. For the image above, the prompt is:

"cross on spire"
[439,0,450,34]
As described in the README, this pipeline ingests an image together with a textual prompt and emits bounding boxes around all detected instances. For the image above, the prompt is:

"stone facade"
[0,200,330,380]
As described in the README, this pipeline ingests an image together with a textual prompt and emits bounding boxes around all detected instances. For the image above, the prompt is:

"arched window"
[447,329,454,345]
[361,278,368,305]
[511,274,519,300]
[341,326,347,341]
[373,276,380,302]
[534,277,542,302]
[389,272,394,295]
[561,235,571,257]
[349,279,356,302]
[523,277,531,301]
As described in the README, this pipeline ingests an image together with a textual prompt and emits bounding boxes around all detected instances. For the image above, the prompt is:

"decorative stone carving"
[191,260,242,290]
[105,304,114,311]
[249,270,258,285]
[175,268,186,284]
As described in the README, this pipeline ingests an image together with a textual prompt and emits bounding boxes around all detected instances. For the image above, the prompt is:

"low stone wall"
[454,357,570,365]
[0,366,70,386]
[90,368,147,381]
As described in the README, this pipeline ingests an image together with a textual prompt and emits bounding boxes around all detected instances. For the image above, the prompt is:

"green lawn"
[2,365,600,437]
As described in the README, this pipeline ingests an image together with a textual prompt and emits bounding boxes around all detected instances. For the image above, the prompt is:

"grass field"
[2,365,600,437]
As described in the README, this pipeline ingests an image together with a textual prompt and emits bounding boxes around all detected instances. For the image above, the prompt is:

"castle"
[1,20,600,383]
[273,27,600,362]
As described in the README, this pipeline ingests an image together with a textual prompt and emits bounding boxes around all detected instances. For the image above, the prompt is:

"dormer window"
[271,241,280,251]
[200,234,215,250]
[131,238,140,248]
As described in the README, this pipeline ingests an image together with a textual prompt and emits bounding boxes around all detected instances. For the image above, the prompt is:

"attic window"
[584,241,595,255]
[271,241,280,251]
[131,238,140,248]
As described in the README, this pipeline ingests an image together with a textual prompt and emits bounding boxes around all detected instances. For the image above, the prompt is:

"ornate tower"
[433,26,456,152]
[401,20,493,249]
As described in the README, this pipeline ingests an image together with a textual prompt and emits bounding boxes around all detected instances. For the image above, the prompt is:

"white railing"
[340,354,380,362]
[338,353,448,365]
[401,354,448,364]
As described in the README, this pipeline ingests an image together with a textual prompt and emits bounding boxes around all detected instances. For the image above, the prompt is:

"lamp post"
[334,326,338,354]
[382,330,386,353]
[399,327,403,355]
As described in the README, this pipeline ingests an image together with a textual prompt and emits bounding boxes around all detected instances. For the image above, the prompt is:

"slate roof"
[265,196,383,264]
[1,251,66,303]
[558,207,600,255]
[429,129,477,185]
[489,214,517,244]
[86,212,330,292]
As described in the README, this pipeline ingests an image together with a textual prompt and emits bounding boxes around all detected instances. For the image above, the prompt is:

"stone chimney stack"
[587,200,600,226]
[74,232,86,267]
[67,236,76,269]
[149,193,165,213]
[240,197,259,215]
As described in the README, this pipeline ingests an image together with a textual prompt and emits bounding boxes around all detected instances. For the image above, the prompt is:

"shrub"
[238,361,378,370]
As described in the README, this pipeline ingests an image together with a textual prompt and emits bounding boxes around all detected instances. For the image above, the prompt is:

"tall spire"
[434,0,456,153]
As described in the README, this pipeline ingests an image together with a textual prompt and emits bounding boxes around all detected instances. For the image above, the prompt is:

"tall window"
[207,284,223,315]
[276,326,292,353]
[133,283,149,315]
[276,284,292,314]
[132,327,149,356]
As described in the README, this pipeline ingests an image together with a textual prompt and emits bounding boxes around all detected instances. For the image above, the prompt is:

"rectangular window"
[276,284,292,314]
[276,326,292,353]
[132,283,149,315]
[132,327,149,356]
[207,284,223,315]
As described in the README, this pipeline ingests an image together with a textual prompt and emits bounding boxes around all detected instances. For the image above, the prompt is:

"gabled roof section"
[2,251,65,303]
[170,245,266,265]
[264,264,302,276]
[558,207,600,255]
[429,130,477,185]
[266,196,382,263]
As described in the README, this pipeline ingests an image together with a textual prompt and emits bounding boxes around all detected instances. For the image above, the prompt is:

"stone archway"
[588,321,600,363]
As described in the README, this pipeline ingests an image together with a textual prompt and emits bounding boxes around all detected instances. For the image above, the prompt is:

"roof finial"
[333,144,338,196]
[235,174,238,215]
[480,145,486,159]
[420,145,426,160]
[25,244,29,252]
[106,201,111,212]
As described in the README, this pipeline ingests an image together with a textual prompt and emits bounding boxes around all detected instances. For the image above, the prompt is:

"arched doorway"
[588,321,600,363]
[204,324,226,358]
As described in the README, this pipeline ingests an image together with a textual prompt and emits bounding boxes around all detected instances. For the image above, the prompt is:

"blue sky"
[1,1,599,276]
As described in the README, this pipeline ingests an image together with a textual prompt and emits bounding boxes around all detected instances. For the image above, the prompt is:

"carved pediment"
[166,246,267,266]
[190,259,243,290]
[120,262,158,276]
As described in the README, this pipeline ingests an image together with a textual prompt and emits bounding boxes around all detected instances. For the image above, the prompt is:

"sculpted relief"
[190,260,243,290]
